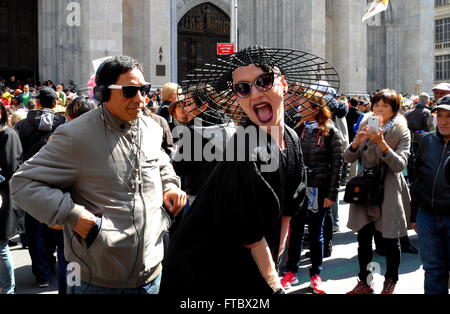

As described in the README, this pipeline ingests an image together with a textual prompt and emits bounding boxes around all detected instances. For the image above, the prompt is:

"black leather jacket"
[295,123,345,201]
[411,131,450,222]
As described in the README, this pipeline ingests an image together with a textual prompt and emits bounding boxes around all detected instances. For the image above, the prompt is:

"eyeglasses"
[108,84,152,98]
[231,72,275,98]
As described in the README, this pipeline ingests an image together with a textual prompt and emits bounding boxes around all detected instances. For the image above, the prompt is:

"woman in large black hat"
[160,46,339,296]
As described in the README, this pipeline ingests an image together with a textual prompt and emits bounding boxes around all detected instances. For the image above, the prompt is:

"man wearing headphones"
[10,56,186,294]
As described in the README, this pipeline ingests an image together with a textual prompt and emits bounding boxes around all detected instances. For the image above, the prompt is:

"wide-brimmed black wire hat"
[178,45,340,125]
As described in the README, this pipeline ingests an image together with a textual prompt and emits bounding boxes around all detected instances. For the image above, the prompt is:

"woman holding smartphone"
[344,89,412,294]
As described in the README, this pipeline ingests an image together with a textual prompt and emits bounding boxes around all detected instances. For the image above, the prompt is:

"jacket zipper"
[431,141,448,209]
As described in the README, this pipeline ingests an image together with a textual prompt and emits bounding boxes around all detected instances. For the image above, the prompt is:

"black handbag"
[344,165,386,205]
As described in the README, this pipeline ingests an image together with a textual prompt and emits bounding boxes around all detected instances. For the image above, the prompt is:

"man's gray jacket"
[10,106,180,288]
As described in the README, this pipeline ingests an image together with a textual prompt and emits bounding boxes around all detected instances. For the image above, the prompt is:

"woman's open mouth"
[253,102,274,124]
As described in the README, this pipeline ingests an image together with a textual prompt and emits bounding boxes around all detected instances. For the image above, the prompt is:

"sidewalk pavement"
[9,188,428,295]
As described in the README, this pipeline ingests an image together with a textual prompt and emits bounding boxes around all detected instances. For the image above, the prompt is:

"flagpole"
[231,0,238,51]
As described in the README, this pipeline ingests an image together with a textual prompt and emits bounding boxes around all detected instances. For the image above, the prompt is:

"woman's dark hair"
[66,96,96,120]
[371,89,401,114]
[0,100,9,127]
[95,56,144,87]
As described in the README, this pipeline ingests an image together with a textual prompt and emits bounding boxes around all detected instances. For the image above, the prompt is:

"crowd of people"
[0,48,449,296]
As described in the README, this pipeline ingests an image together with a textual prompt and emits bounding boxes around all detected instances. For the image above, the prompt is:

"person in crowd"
[411,95,450,294]
[6,76,18,90]
[13,87,66,288]
[147,94,159,109]
[158,83,180,129]
[347,98,363,144]
[0,78,5,92]
[0,91,11,109]
[10,110,27,128]
[281,91,344,293]
[405,92,434,186]
[358,97,371,114]
[432,83,450,103]
[170,86,235,205]
[56,85,67,107]
[50,96,97,294]
[345,89,412,294]
[10,56,186,294]
[0,101,23,294]
[346,98,363,179]
[141,106,174,157]
[327,94,349,236]
[65,96,96,121]
[21,85,32,108]
[160,46,338,296]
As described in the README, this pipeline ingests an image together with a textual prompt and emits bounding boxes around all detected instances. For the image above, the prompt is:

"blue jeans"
[331,203,339,226]
[417,209,450,294]
[0,240,15,294]
[67,272,162,294]
[285,189,329,277]
[25,213,57,282]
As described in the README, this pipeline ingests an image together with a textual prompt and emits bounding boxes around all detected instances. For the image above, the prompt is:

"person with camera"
[344,89,412,294]
[280,91,345,294]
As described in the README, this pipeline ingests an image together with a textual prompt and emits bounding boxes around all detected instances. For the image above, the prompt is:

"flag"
[362,0,389,22]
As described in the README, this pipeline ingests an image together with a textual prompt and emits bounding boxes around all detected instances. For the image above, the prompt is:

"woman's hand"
[367,128,384,145]
[367,128,390,153]
[351,126,369,149]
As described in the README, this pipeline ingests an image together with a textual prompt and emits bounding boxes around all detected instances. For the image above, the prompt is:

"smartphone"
[368,116,380,132]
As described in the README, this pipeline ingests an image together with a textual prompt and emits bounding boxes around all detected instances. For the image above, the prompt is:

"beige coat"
[344,114,411,239]
[11,107,180,288]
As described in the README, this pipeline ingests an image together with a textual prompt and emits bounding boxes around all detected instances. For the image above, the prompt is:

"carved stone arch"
[177,2,230,82]
[177,0,231,24]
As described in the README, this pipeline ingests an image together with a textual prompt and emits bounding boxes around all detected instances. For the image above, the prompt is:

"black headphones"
[94,59,112,103]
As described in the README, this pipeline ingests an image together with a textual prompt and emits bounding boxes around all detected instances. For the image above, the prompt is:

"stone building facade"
[434,0,450,87]
[1,0,435,95]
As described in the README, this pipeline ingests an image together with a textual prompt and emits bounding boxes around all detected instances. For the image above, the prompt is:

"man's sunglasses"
[231,72,275,98]
[108,84,152,98]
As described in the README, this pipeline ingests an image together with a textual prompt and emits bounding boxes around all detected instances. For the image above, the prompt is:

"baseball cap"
[432,82,450,91]
[309,80,336,96]
[432,94,450,113]
[37,87,57,104]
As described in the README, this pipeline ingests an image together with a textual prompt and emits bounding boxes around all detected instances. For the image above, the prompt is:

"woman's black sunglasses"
[231,72,275,98]
[108,84,152,98]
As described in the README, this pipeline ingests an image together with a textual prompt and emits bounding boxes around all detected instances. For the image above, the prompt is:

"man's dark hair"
[95,56,144,87]
[66,96,96,120]
[349,98,359,108]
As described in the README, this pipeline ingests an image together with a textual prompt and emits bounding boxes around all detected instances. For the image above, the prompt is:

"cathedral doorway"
[0,0,38,83]
[178,2,230,83]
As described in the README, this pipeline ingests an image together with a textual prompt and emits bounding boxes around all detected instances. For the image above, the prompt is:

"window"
[435,17,450,45]
[436,0,450,7]
[435,55,450,80]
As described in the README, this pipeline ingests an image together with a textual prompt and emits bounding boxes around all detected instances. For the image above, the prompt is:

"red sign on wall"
[217,43,235,55]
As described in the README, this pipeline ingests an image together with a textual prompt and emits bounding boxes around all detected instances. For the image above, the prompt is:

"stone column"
[369,0,433,95]
[389,0,433,95]
[38,0,90,87]
[331,0,367,96]
[136,0,172,88]
[238,0,326,57]
[39,0,122,89]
